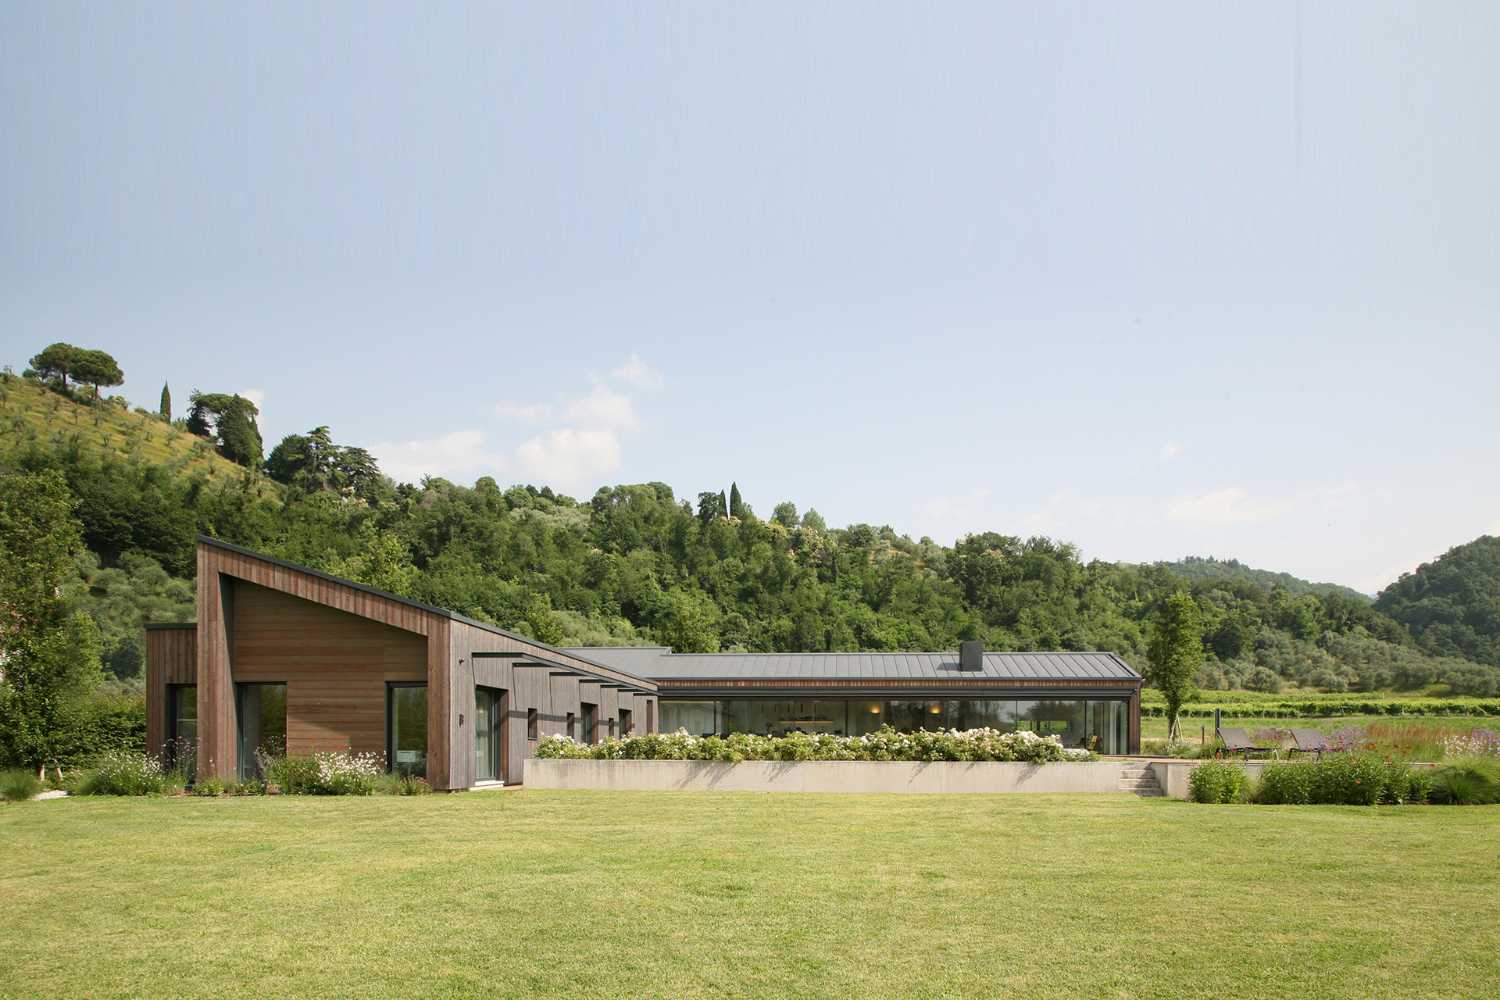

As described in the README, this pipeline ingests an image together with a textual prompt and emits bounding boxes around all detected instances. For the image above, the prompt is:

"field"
[0,375,272,490]
[3,792,1498,999]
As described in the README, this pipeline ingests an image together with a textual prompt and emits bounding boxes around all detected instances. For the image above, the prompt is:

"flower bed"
[535,726,1093,764]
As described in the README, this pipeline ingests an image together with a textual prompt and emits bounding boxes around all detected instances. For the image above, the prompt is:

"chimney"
[959,640,983,671]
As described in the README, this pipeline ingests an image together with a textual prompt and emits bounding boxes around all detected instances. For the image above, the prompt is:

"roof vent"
[959,640,984,671]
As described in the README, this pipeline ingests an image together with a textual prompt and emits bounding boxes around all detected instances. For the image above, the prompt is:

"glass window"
[848,700,886,736]
[579,703,597,744]
[236,683,287,780]
[474,688,500,783]
[389,684,428,777]
[527,708,539,740]
[720,701,849,736]
[1086,700,1127,755]
[620,708,633,736]
[946,700,1015,731]
[1024,700,1088,748]
[566,712,576,739]
[660,700,716,736]
[887,700,946,732]
[167,684,197,774]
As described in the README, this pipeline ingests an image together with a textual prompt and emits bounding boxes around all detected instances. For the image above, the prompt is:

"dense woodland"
[4,357,1500,724]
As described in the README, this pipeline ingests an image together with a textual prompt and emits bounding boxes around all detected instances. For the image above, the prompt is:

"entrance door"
[474,687,501,783]
[236,683,287,780]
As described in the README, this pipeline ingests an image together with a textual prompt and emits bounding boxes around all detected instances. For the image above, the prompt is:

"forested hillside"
[4,367,1499,700]
[1376,536,1500,667]
[1158,556,1370,602]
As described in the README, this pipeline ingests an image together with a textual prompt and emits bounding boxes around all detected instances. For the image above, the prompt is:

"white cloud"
[495,401,553,423]
[516,428,621,487]
[1159,442,1184,461]
[563,386,638,431]
[609,354,664,390]
[370,429,508,484]
[1165,487,1294,528]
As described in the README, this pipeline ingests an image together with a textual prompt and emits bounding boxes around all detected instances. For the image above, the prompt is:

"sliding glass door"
[474,687,501,783]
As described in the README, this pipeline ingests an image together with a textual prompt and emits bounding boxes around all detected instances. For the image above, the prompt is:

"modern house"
[146,537,1141,791]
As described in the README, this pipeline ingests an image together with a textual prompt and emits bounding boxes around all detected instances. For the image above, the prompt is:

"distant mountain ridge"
[1156,556,1372,602]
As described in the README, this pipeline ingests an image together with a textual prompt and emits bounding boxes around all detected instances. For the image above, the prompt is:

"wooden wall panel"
[232,581,426,759]
[144,626,196,757]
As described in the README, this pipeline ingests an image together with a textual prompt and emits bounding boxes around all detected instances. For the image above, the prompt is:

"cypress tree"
[729,482,744,518]
[159,383,172,421]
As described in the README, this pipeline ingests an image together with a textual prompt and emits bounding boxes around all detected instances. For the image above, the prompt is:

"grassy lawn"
[3,792,1498,1000]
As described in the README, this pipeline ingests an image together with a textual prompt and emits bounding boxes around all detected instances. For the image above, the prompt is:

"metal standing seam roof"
[564,647,1141,682]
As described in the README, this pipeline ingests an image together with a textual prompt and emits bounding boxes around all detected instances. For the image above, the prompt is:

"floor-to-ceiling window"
[474,687,501,783]
[236,682,286,780]
[388,683,428,777]
[579,703,597,744]
[166,684,197,774]
[660,700,716,736]
[657,697,1130,752]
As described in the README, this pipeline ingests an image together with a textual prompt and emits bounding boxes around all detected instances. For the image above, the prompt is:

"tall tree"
[1146,591,1203,741]
[159,382,172,421]
[26,342,80,393]
[729,482,744,518]
[187,392,264,468]
[70,349,124,400]
[0,471,102,773]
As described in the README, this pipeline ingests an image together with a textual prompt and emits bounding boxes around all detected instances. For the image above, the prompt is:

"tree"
[267,426,385,502]
[0,471,102,773]
[729,482,744,519]
[696,491,724,525]
[1146,591,1203,741]
[70,349,124,400]
[187,392,264,468]
[771,501,799,529]
[27,342,80,393]
[159,383,172,421]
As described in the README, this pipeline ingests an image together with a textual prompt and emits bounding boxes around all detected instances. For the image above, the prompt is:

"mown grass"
[2,792,1498,999]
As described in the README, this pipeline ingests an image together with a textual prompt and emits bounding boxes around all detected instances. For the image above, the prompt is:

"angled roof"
[196,535,654,688]
[565,647,1140,682]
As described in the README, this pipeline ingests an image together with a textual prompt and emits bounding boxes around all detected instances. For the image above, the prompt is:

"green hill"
[1377,535,1500,666]
[1157,556,1371,601]
[0,374,266,486]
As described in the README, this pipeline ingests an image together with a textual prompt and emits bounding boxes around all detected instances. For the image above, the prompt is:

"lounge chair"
[1290,728,1329,759]
[1217,727,1275,759]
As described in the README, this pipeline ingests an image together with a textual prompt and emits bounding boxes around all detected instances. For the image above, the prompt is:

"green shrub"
[1189,761,1248,803]
[1309,752,1389,805]
[262,752,381,795]
[1380,759,1428,805]
[237,778,265,796]
[78,750,167,796]
[192,776,228,797]
[375,773,433,796]
[1429,758,1500,805]
[1,768,43,802]
[536,726,1095,764]
[1255,762,1315,804]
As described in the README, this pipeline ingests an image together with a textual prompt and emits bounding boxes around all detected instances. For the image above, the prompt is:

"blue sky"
[3,2,1497,593]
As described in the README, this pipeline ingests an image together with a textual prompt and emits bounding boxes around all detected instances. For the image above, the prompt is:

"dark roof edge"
[195,534,653,688]
[144,621,196,630]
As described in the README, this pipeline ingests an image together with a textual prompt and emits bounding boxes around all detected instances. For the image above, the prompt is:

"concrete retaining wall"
[524,759,1129,794]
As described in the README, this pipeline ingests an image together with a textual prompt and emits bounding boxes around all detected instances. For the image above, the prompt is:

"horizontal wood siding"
[232,581,427,759]
[145,627,196,757]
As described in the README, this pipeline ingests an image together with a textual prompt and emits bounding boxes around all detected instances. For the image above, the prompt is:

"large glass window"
[579,703,597,744]
[1086,700,1127,755]
[236,683,287,780]
[848,700,886,736]
[167,684,197,774]
[720,700,850,736]
[388,684,428,777]
[946,700,1014,731]
[1024,699,1088,748]
[886,700,946,732]
[660,700,716,736]
[474,687,501,783]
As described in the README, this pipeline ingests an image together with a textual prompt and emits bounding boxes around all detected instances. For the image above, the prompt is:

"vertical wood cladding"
[144,626,196,757]
[231,581,426,758]
[182,538,655,788]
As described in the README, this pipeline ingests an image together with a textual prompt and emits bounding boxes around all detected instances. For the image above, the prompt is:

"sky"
[2,2,1497,595]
